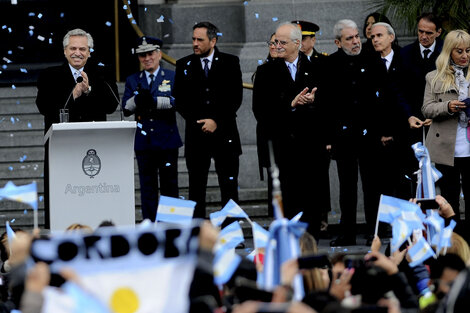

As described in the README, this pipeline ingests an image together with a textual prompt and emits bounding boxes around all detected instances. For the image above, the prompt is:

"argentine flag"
[377,195,403,224]
[0,181,38,210]
[156,196,196,225]
[408,236,436,267]
[214,221,244,251]
[213,246,242,285]
[210,199,250,227]
[438,219,456,254]
[424,209,444,246]
[391,218,412,252]
[252,222,269,249]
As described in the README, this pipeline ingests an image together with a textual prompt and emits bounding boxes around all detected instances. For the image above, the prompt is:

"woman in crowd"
[422,29,470,242]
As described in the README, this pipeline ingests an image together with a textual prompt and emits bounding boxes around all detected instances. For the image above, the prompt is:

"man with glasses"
[253,22,330,240]
[325,20,382,246]
[122,36,182,222]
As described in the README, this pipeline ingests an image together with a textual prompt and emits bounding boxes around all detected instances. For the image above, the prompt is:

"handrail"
[120,0,253,89]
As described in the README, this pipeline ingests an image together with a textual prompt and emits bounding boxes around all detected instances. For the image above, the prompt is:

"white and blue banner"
[31,222,201,313]
[412,142,442,199]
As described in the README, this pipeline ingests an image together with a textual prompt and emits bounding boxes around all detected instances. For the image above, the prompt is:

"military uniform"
[122,37,182,222]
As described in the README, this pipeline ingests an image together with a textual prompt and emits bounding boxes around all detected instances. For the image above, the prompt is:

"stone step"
[0,130,44,146]
[0,115,44,131]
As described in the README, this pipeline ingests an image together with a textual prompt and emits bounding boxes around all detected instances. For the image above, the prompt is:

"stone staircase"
[0,85,270,234]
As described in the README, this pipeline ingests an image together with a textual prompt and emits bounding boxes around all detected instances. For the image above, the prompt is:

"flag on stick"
[156,196,196,225]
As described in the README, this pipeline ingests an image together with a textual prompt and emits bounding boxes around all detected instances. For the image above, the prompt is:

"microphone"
[62,76,86,110]
[104,80,123,121]
[63,78,82,110]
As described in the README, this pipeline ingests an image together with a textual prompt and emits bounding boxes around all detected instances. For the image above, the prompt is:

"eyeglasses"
[267,41,276,47]
[274,39,294,46]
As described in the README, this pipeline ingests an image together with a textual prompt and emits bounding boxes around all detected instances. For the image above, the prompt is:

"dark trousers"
[436,157,470,240]
[186,151,239,219]
[273,144,330,241]
[136,148,179,222]
[336,150,380,236]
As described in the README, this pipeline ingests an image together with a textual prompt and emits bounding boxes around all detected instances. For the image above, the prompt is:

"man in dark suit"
[35,28,119,228]
[36,28,119,132]
[253,22,330,239]
[401,12,442,142]
[122,36,182,222]
[325,20,382,246]
[174,22,242,219]
[371,23,415,205]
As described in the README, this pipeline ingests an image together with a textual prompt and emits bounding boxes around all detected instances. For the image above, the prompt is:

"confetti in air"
[272,17,278,22]
[105,21,112,27]
[157,15,164,22]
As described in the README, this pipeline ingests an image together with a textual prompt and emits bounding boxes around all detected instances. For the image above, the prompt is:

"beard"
[343,44,361,56]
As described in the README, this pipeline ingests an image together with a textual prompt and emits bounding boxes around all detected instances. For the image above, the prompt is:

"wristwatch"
[84,86,92,95]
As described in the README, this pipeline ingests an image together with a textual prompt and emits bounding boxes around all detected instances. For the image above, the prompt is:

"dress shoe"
[330,236,356,247]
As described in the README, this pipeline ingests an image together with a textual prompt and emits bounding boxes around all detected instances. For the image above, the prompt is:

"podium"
[45,121,137,231]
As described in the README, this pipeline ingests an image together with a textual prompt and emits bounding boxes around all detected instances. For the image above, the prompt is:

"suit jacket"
[401,39,443,119]
[174,47,243,157]
[36,61,119,133]
[122,67,182,151]
[323,48,382,158]
[376,47,412,139]
[422,70,468,167]
[252,52,326,168]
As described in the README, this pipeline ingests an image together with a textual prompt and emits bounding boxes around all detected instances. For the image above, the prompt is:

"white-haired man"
[371,22,416,221]
[36,28,119,228]
[325,19,383,246]
[253,22,330,240]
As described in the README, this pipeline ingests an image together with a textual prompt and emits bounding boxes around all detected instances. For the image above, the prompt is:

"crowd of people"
[0,197,467,313]
[24,8,470,313]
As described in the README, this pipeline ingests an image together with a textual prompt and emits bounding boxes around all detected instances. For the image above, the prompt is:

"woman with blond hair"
[422,29,470,241]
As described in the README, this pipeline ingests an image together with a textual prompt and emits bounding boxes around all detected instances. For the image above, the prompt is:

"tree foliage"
[368,0,470,33]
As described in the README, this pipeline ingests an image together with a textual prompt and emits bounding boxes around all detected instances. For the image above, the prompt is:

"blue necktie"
[203,59,209,78]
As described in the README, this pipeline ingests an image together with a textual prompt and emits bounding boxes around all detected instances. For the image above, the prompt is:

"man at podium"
[36,28,119,132]
[122,36,182,222]
[35,28,119,228]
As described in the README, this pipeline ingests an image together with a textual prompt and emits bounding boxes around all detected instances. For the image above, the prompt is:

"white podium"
[45,121,137,231]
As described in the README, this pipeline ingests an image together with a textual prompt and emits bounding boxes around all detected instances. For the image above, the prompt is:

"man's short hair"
[333,19,358,40]
[193,21,220,42]
[418,12,442,31]
[63,28,94,49]
[372,22,395,37]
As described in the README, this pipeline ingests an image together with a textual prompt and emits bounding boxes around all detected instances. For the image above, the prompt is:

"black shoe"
[330,236,356,247]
